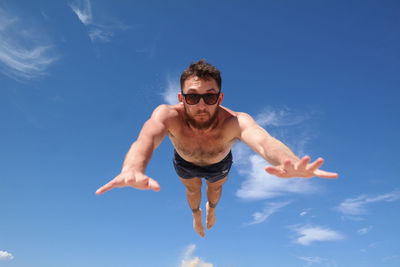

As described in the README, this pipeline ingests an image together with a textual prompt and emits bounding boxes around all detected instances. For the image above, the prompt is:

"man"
[96,60,338,237]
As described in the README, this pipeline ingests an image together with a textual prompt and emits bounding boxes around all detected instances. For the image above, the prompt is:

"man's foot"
[206,202,216,229]
[192,209,205,237]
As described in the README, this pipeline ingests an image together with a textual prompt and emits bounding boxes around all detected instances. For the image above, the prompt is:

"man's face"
[178,76,223,130]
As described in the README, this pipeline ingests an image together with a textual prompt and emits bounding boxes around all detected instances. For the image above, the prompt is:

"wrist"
[121,165,144,173]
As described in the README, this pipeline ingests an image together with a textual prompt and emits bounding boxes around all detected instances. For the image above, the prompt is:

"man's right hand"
[95,170,160,194]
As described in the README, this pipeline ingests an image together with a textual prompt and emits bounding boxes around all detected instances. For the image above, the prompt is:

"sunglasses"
[181,92,221,105]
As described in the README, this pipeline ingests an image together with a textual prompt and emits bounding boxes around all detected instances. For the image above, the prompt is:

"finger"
[96,181,116,195]
[148,178,161,192]
[314,169,339,179]
[265,166,279,174]
[133,174,151,189]
[297,156,310,171]
[307,157,324,172]
[284,159,295,172]
[265,166,286,177]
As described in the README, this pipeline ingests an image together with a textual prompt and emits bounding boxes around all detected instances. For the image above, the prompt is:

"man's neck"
[187,117,219,133]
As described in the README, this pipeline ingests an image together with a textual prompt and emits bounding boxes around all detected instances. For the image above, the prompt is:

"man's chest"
[168,128,235,163]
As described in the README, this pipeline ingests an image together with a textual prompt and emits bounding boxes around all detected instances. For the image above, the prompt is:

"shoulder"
[230,111,262,141]
[151,104,181,119]
[234,111,257,128]
[218,107,259,138]
[218,106,257,126]
[149,104,183,129]
[219,106,254,121]
[236,111,255,121]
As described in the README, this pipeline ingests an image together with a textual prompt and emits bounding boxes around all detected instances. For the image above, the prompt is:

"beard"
[184,106,219,130]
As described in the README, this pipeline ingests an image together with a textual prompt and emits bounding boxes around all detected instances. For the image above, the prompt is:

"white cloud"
[235,153,319,200]
[290,225,344,246]
[180,244,214,267]
[255,107,316,157]
[0,6,58,81]
[336,190,400,219]
[246,201,291,225]
[88,27,113,42]
[234,107,321,200]
[69,0,127,42]
[300,208,311,217]
[70,0,92,25]
[357,226,372,235]
[297,256,337,267]
[256,106,310,127]
[0,251,14,261]
[162,75,180,105]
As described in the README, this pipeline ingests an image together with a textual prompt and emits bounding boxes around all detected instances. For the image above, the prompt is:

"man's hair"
[180,59,222,91]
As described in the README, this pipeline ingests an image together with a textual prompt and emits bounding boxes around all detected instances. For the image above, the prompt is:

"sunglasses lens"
[185,94,201,105]
[204,94,219,105]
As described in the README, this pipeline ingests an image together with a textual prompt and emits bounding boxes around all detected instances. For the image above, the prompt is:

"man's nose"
[197,97,207,107]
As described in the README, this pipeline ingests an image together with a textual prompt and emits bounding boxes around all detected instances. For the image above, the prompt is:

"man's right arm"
[122,105,170,173]
[96,105,172,194]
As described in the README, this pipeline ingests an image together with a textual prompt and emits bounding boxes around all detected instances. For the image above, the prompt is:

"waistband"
[174,149,232,167]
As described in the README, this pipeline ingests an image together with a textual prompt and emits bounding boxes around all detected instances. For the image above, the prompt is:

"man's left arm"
[237,112,338,179]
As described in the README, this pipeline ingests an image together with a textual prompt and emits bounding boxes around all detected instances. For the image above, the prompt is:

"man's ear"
[178,92,183,103]
[218,92,224,105]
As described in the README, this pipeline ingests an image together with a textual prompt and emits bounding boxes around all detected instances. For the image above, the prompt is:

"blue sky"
[1,0,400,266]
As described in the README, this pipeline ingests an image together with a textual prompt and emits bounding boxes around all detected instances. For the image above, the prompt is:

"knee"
[208,185,222,194]
[186,186,201,195]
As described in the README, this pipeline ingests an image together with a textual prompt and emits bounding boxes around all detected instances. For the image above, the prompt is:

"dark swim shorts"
[173,150,233,183]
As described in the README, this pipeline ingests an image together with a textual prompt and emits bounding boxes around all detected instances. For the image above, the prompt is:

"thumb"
[265,166,287,177]
[95,181,115,195]
[265,166,279,175]
[148,177,161,192]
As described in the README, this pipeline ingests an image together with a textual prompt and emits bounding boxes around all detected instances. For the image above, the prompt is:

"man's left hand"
[264,156,339,179]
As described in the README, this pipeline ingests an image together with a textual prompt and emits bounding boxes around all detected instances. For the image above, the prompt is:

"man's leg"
[205,176,227,229]
[179,177,205,237]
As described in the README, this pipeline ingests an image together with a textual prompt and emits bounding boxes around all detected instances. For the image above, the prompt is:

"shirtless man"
[96,60,338,237]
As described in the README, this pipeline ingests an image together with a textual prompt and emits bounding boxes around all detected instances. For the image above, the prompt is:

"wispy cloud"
[298,256,323,266]
[297,256,337,267]
[69,0,127,42]
[360,242,379,253]
[136,35,159,59]
[256,107,315,157]
[290,225,344,246]
[235,150,319,200]
[235,107,320,200]
[336,190,400,220]
[70,0,92,25]
[0,251,14,261]
[300,208,312,217]
[162,75,180,105]
[382,254,400,263]
[180,244,214,267]
[245,201,291,225]
[256,106,310,127]
[357,226,372,235]
[0,6,58,81]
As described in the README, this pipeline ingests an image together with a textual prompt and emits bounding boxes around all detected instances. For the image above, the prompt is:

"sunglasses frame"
[181,92,221,105]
